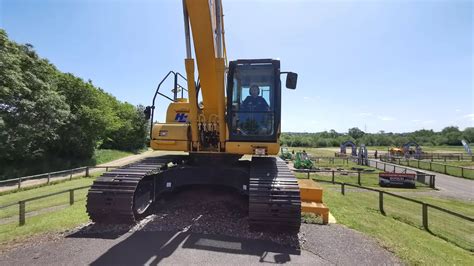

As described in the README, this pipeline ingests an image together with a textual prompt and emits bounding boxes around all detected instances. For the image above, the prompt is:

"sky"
[1,0,472,133]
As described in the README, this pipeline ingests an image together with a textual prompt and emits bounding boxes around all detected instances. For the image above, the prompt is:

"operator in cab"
[241,85,270,111]
[236,84,272,136]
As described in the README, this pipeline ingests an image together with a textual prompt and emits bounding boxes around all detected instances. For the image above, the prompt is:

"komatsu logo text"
[175,113,188,122]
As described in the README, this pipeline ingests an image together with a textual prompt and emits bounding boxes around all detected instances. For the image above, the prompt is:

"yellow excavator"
[87,0,321,232]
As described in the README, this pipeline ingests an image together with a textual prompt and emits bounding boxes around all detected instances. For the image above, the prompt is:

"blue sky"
[1,0,472,133]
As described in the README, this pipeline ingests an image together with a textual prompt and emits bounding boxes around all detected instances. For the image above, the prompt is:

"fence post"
[461,167,464,178]
[331,171,335,184]
[70,169,73,180]
[357,171,361,185]
[379,191,384,214]
[307,171,310,179]
[383,163,386,172]
[69,189,74,205]
[106,167,109,172]
[375,161,378,169]
[393,165,396,173]
[417,160,420,168]
[429,162,432,171]
[85,166,90,177]
[422,204,428,230]
[19,201,25,226]
[444,164,447,174]
[18,177,22,189]
[341,183,345,195]
[47,173,51,184]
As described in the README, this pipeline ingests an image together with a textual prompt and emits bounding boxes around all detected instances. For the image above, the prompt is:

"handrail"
[149,71,188,139]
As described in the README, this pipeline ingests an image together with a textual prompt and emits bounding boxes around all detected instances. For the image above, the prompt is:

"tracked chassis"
[86,155,301,232]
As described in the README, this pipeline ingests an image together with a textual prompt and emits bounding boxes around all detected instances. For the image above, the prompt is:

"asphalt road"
[369,159,473,201]
[0,223,400,265]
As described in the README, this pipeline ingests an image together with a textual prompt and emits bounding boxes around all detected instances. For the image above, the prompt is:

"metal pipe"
[182,0,192,59]
[215,0,223,58]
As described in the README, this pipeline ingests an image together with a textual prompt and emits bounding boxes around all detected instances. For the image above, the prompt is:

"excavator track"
[86,155,186,224]
[249,157,301,232]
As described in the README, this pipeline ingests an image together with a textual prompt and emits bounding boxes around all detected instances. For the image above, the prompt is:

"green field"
[322,183,473,264]
[91,149,136,165]
[0,177,95,247]
[0,177,95,219]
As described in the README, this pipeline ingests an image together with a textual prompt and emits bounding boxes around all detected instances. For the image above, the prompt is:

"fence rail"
[0,185,92,226]
[304,174,473,251]
[294,156,436,188]
[416,153,474,161]
[0,165,120,190]
[380,156,474,179]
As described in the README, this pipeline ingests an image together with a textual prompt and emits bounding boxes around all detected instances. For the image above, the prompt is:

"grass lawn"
[0,199,89,247]
[284,147,338,157]
[0,176,96,247]
[322,183,473,264]
[91,149,136,165]
[0,177,95,219]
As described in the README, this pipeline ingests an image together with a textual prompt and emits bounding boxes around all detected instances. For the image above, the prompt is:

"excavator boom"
[85,0,323,233]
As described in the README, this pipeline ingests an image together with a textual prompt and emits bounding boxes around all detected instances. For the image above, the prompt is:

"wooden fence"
[0,185,91,226]
[380,156,473,179]
[304,157,436,188]
[0,166,119,190]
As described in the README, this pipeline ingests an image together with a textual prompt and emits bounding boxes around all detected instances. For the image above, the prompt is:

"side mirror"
[285,72,298,89]
[144,106,152,120]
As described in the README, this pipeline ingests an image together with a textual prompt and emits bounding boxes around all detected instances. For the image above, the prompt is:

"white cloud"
[377,115,395,121]
[455,109,462,112]
[303,96,320,102]
[464,114,474,121]
[358,112,373,117]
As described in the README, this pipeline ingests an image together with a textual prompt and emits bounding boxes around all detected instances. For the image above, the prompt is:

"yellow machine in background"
[87,0,324,232]
[389,147,404,157]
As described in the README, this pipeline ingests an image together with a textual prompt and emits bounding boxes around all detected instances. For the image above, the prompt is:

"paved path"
[0,150,184,193]
[0,223,400,265]
[369,159,473,201]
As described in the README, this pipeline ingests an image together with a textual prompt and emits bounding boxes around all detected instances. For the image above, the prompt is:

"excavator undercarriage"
[87,154,301,232]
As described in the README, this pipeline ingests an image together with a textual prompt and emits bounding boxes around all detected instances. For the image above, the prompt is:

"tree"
[348,127,365,139]
[0,29,149,179]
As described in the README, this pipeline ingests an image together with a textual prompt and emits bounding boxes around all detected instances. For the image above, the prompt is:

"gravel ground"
[0,187,401,265]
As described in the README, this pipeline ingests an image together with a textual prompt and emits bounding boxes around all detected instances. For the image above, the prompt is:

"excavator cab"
[227,59,297,142]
